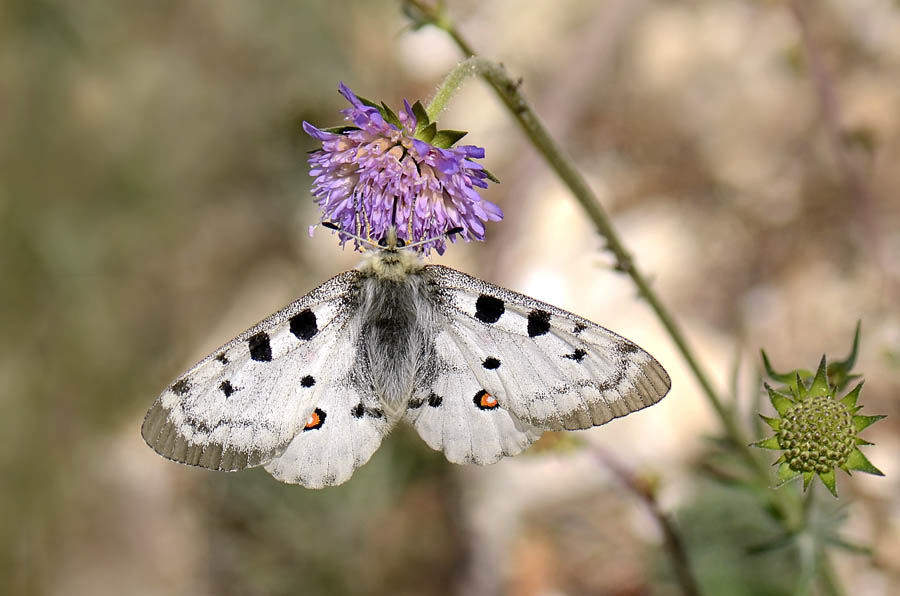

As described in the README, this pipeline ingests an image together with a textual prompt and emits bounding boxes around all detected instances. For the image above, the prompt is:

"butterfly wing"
[403,328,544,465]
[142,270,390,487]
[262,380,391,488]
[420,265,670,434]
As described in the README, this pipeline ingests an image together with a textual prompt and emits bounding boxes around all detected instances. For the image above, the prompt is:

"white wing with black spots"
[422,265,670,432]
[263,380,390,488]
[404,327,543,465]
[141,270,366,474]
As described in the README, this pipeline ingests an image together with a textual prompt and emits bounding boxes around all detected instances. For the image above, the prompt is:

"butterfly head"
[363,226,423,281]
[320,221,465,280]
[376,226,406,252]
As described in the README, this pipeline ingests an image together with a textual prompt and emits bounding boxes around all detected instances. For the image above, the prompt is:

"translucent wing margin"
[423,265,671,432]
[141,270,364,473]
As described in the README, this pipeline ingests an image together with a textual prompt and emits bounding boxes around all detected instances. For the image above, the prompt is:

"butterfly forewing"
[423,265,670,432]
[141,270,363,473]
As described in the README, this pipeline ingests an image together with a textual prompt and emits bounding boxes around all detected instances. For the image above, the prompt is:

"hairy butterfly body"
[142,229,670,488]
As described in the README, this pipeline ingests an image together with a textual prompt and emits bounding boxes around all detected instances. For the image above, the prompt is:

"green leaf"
[802,470,815,490]
[827,321,861,389]
[752,435,782,450]
[853,414,885,433]
[807,356,831,398]
[321,125,359,135]
[417,122,437,143]
[431,129,468,148]
[758,413,781,431]
[380,102,401,128]
[794,373,808,400]
[844,448,884,476]
[482,167,500,183]
[776,462,800,486]
[818,469,838,497]
[825,535,873,555]
[411,100,431,134]
[765,384,794,416]
[761,349,797,384]
[839,382,863,410]
[746,533,796,554]
[355,94,382,110]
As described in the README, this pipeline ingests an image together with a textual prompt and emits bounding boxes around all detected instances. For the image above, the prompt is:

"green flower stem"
[426,56,482,121]
[802,485,844,596]
[409,0,803,530]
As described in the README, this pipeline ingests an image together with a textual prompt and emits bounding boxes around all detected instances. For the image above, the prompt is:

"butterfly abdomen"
[357,271,438,420]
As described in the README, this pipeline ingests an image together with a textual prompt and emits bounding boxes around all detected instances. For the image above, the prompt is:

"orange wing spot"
[303,408,326,430]
[475,389,499,410]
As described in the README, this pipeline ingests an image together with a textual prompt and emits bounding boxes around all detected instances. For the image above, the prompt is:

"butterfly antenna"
[320,221,379,250]
[403,227,465,250]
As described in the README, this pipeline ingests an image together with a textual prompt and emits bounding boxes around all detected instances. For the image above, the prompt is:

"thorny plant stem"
[416,3,802,526]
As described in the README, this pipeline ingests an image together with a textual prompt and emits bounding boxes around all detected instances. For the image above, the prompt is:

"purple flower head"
[303,83,502,255]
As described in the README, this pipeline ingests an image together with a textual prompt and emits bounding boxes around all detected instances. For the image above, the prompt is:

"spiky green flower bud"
[753,356,884,497]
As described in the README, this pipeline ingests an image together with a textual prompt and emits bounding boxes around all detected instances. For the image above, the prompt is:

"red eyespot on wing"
[474,390,499,410]
[304,408,326,430]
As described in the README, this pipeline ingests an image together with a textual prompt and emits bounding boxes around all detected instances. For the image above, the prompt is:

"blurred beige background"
[2,1,899,595]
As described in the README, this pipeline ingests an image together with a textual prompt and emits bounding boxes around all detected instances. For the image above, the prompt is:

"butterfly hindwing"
[141,270,369,477]
[423,265,671,432]
[263,380,390,488]
[404,327,543,465]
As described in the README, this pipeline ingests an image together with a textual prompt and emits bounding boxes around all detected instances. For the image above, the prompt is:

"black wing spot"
[573,323,587,335]
[474,389,499,410]
[475,294,505,324]
[563,348,587,362]
[527,309,552,337]
[290,309,318,340]
[219,380,236,397]
[365,407,384,419]
[482,357,501,370]
[248,332,273,362]
[408,397,425,409]
[352,403,365,418]
[427,392,443,407]
[171,379,191,396]
[215,352,229,364]
[300,375,315,388]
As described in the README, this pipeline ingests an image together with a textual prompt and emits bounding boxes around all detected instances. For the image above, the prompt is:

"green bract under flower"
[754,356,884,497]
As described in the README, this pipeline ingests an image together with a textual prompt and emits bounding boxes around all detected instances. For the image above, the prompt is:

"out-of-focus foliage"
[3,1,898,595]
